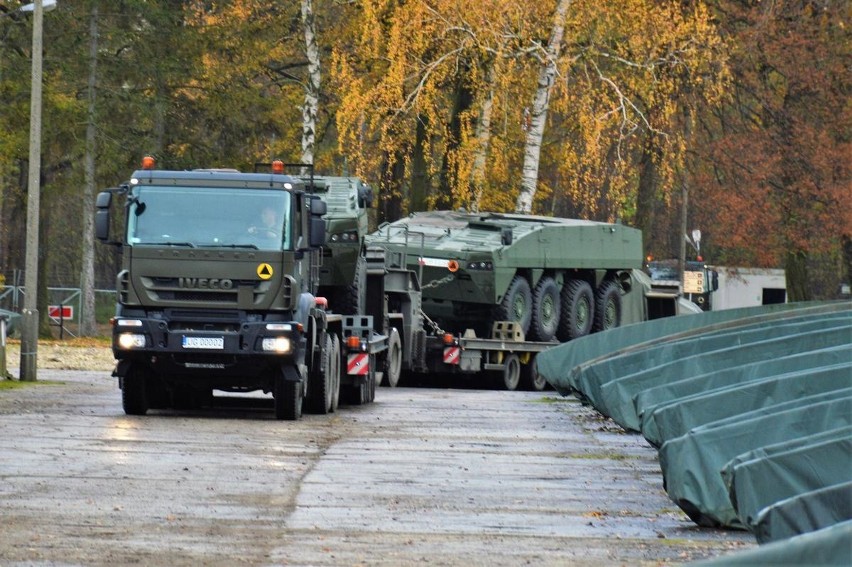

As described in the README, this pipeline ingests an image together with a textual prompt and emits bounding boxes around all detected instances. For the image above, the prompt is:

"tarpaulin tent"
[636,345,852,446]
[660,390,852,528]
[690,521,852,566]
[643,359,852,447]
[753,482,852,545]
[725,435,852,530]
[537,302,845,396]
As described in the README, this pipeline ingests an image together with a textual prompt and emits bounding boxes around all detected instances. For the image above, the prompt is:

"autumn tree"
[693,0,851,299]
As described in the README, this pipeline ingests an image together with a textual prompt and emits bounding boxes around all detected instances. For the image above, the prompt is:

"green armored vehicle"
[300,175,373,314]
[366,211,644,342]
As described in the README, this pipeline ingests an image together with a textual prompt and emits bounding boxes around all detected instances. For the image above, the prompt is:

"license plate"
[182,336,224,350]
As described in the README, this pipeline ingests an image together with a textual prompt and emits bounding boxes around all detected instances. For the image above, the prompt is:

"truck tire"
[529,277,560,342]
[382,328,402,387]
[122,365,149,416]
[496,275,533,337]
[330,334,341,412]
[558,279,594,341]
[521,357,548,391]
[495,353,521,391]
[306,335,333,414]
[274,376,302,421]
[594,280,622,332]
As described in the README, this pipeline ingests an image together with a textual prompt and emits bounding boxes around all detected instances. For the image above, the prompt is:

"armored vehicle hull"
[301,175,373,314]
[366,211,644,342]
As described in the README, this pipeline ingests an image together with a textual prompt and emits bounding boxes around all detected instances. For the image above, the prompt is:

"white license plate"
[182,336,224,350]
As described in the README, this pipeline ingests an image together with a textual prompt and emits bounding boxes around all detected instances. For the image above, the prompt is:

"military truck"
[95,158,385,420]
[297,174,373,314]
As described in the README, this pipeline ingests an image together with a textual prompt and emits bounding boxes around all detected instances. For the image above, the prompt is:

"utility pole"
[20,0,47,381]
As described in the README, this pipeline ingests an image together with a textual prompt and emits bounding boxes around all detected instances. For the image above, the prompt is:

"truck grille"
[143,277,267,304]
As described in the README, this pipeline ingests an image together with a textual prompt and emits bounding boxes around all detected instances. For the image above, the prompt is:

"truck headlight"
[117,333,146,349]
[262,337,292,353]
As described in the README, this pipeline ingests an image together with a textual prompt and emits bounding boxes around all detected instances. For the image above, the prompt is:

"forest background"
[0,0,849,337]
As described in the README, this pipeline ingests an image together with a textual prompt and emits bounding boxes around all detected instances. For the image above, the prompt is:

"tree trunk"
[410,115,429,213]
[300,0,320,166]
[437,76,473,210]
[470,64,495,213]
[80,1,99,337]
[515,0,570,214]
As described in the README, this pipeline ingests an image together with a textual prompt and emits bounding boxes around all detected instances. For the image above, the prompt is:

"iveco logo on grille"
[178,278,234,289]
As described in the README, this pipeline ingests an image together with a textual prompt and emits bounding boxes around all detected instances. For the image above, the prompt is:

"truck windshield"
[126,186,291,251]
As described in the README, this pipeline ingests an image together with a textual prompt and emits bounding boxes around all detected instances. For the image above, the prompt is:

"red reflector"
[443,346,461,365]
[347,353,369,375]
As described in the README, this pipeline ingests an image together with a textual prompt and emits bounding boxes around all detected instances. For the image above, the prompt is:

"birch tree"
[514,0,570,214]
[300,0,320,166]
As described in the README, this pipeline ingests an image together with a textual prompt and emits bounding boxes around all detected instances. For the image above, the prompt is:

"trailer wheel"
[495,353,521,391]
[330,334,341,412]
[382,328,402,387]
[558,279,594,341]
[274,376,303,421]
[594,280,622,332]
[529,277,560,342]
[496,275,533,336]
[306,334,333,414]
[521,358,548,392]
[122,365,149,416]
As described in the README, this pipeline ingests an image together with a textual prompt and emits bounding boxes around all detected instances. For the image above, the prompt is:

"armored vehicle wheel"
[521,357,548,391]
[495,353,521,391]
[122,365,149,416]
[558,279,594,341]
[594,280,622,332]
[496,275,533,336]
[274,376,303,421]
[330,334,341,412]
[382,328,403,387]
[306,335,334,414]
[529,277,561,341]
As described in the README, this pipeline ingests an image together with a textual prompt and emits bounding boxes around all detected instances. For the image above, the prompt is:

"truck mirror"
[309,217,326,247]
[358,185,373,209]
[501,227,513,246]
[95,191,112,208]
[310,196,327,216]
[95,191,112,241]
[711,270,719,292]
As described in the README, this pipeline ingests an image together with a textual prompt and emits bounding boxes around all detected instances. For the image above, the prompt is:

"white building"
[710,266,787,310]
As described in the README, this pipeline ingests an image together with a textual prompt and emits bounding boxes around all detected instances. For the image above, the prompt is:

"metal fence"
[0,286,116,339]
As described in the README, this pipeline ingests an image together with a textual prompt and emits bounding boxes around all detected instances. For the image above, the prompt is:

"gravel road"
[0,345,753,566]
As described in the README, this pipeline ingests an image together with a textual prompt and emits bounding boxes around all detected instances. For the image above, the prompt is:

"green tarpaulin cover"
[643,359,852,447]
[660,390,852,528]
[636,345,852,446]
[754,482,852,544]
[690,521,852,566]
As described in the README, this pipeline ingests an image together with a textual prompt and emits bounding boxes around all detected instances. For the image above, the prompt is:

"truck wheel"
[330,334,341,412]
[382,328,402,387]
[122,365,149,416]
[529,277,560,342]
[274,377,303,421]
[306,335,333,414]
[558,279,594,341]
[521,357,548,391]
[496,275,532,337]
[594,280,622,332]
[496,353,521,391]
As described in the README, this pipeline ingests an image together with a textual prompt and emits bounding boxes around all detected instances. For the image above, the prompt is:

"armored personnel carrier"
[366,211,644,342]
[299,175,373,314]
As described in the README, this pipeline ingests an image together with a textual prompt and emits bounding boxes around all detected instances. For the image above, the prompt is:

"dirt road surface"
[0,345,752,566]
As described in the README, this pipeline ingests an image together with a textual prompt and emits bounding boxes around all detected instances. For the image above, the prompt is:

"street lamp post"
[19,0,56,381]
